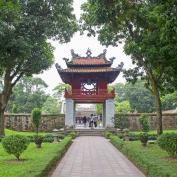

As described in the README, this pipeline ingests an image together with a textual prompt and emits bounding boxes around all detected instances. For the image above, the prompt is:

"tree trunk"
[152,80,163,135]
[0,106,5,136]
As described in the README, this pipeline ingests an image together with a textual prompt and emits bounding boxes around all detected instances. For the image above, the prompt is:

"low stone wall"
[4,113,177,131]
[4,113,65,132]
[115,113,177,130]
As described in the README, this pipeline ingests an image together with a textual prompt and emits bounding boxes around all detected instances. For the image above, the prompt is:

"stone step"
[79,134,103,136]
[76,130,104,136]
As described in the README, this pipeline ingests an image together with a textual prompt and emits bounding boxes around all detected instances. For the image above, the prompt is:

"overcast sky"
[38,0,132,93]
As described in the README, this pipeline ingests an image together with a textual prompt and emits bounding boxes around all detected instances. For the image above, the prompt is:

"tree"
[53,83,71,100]
[0,0,77,135]
[114,100,131,113]
[96,104,103,115]
[161,91,177,110]
[114,83,127,102]
[42,96,60,114]
[114,81,155,113]
[81,0,177,135]
[6,77,48,113]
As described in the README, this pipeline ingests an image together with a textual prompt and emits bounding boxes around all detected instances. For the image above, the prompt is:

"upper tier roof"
[55,49,124,83]
[63,49,115,67]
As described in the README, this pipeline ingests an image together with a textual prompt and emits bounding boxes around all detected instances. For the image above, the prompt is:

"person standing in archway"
[83,116,87,128]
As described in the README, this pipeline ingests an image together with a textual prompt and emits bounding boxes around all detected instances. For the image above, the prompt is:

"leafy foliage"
[0,0,77,135]
[0,136,73,177]
[114,114,129,129]
[81,0,177,135]
[158,133,177,157]
[104,131,112,139]
[114,100,131,113]
[114,81,155,113]
[110,134,125,150]
[161,91,177,110]
[42,96,60,114]
[32,108,41,135]
[96,104,103,115]
[53,83,71,100]
[110,137,177,177]
[2,135,29,160]
[7,77,48,113]
[139,114,150,132]
[139,114,150,146]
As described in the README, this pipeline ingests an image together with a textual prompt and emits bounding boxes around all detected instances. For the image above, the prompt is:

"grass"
[110,135,177,177]
[5,129,48,136]
[0,136,72,177]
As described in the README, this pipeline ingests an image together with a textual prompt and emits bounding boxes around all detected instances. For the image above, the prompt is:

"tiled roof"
[59,67,118,73]
[69,58,110,65]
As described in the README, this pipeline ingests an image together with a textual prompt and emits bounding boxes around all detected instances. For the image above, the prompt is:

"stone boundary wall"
[115,113,177,130]
[4,113,177,131]
[4,113,65,132]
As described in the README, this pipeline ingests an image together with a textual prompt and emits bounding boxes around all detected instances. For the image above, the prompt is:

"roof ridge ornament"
[117,62,124,70]
[109,57,115,63]
[97,49,107,58]
[71,49,80,58]
[55,63,62,70]
[86,48,92,57]
[63,57,69,63]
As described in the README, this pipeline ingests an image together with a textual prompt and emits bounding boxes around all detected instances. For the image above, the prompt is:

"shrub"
[43,134,54,143]
[128,133,157,141]
[58,134,65,140]
[68,132,76,138]
[104,131,112,139]
[138,114,149,132]
[32,108,42,134]
[157,133,177,157]
[128,133,140,141]
[34,135,43,148]
[2,135,29,160]
[114,114,129,129]
[138,114,150,146]
[139,133,149,146]
[0,135,4,142]
[110,135,125,150]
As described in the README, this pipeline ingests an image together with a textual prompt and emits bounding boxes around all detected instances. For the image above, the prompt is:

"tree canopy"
[0,0,77,135]
[114,81,155,113]
[81,0,177,135]
[6,77,48,113]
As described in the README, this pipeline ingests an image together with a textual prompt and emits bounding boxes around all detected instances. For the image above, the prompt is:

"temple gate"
[56,49,123,128]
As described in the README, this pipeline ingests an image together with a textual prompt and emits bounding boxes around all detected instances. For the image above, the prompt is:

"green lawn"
[0,136,72,177]
[110,135,177,177]
[5,129,48,136]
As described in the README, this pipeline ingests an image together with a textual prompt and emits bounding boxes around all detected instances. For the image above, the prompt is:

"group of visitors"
[76,114,102,128]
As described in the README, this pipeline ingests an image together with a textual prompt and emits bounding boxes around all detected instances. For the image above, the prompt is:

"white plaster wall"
[105,99,114,127]
[65,99,74,127]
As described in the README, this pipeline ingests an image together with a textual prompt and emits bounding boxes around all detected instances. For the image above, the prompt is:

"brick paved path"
[51,136,146,177]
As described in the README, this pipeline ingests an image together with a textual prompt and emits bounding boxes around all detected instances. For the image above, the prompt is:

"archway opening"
[75,103,104,129]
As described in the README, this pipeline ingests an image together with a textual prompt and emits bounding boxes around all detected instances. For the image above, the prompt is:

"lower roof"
[58,67,119,73]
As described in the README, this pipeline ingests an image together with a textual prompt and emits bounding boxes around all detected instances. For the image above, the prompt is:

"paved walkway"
[51,136,146,177]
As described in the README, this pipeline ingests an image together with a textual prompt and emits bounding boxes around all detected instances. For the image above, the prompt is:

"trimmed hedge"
[26,134,66,143]
[39,135,73,177]
[128,132,157,141]
[109,135,177,177]
[110,135,125,150]
[104,131,113,139]
[158,133,177,157]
